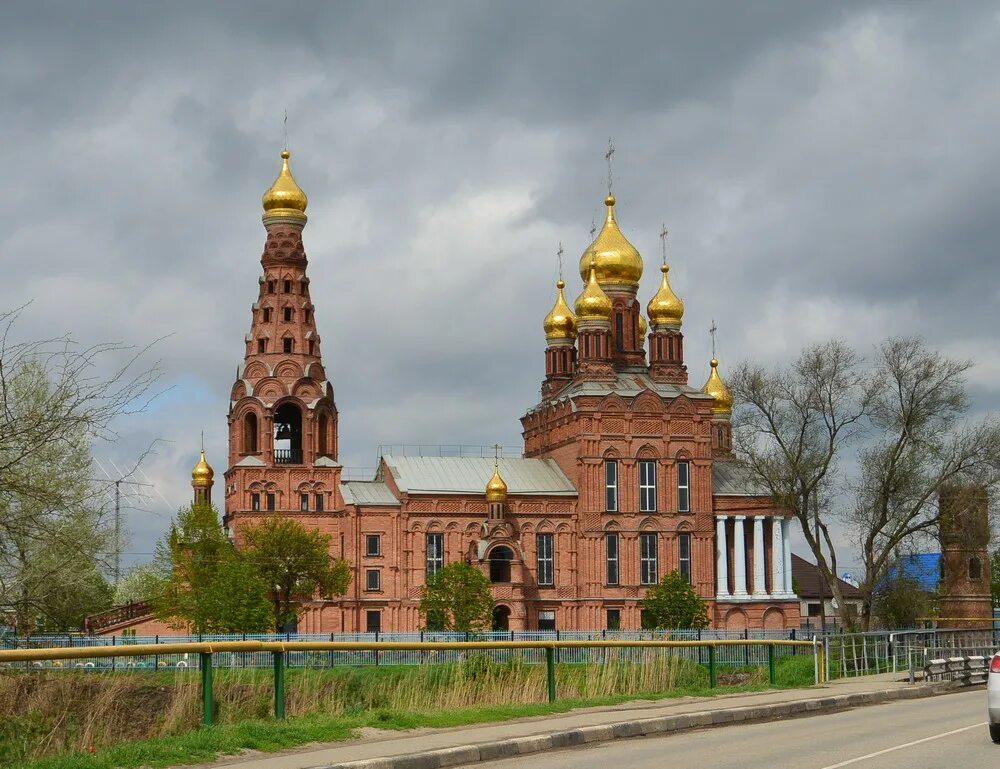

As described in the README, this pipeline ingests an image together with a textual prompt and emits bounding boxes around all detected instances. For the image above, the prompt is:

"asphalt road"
[470,689,993,769]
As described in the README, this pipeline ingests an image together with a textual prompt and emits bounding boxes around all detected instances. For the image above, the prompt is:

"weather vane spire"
[659,223,669,266]
[605,137,616,196]
[709,319,718,359]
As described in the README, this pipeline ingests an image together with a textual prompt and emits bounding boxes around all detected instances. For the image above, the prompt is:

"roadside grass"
[3,654,816,769]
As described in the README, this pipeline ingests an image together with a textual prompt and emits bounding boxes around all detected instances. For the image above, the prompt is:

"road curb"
[316,683,966,769]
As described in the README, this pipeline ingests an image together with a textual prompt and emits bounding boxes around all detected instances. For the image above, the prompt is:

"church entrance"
[492,605,511,632]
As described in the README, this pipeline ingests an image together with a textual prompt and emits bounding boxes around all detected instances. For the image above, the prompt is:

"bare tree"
[731,340,876,628]
[850,338,1000,628]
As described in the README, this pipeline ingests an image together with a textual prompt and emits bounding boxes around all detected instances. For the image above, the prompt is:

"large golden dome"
[262,150,308,221]
[647,264,684,326]
[578,195,643,288]
[543,280,577,341]
[485,463,508,502]
[191,450,214,487]
[575,261,613,321]
[702,358,734,416]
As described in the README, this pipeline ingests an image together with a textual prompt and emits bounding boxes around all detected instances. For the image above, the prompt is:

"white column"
[715,516,730,598]
[752,516,767,598]
[771,517,784,598]
[782,517,794,596]
[733,515,748,596]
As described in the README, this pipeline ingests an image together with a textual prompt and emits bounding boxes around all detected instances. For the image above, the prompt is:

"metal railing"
[826,627,999,680]
[0,638,822,727]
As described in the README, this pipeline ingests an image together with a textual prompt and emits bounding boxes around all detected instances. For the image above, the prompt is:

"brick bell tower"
[223,150,342,533]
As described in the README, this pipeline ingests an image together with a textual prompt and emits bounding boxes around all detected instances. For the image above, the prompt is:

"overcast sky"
[2,1,999,574]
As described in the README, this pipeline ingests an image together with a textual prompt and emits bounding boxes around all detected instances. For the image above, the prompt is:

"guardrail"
[0,638,821,727]
[923,654,990,686]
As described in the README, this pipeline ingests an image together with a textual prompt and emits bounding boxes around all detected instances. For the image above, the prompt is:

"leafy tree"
[641,570,710,630]
[154,503,271,633]
[240,515,351,632]
[991,550,1000,609]
[113,563,166,606]
[419,562,494,632]
[21,554,112,632]
[872,573,933,629]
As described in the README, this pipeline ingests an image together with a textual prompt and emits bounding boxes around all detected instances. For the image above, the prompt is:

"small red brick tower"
[701,348,734,458]
[191,449,214,506]
[541,277,577,398]
[646,229,687,385]
[223,150,343,532]
[938,485,992,628]
[573,258,616,380]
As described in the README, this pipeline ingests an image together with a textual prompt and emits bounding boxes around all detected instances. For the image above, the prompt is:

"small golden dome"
[191,450,215,486]
[578,195,643,288]
[702,358,734,416]
[262,150,308,221]
[485,463,508,502]
[575,261,613,321]
[638,313,648,338]
[543,280,577,341]
[647,264,684,326]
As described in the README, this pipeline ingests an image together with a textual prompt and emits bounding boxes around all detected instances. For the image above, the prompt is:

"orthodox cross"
[493,443,502,467]
[659,223,669,265]
[709,319,718,359]
[590,211,597,239]
[283,110,289,151]
[557,242,564,282]
[200,430,204,452]
[605,137,616,195]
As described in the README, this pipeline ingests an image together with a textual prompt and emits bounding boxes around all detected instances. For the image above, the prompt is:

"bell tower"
[224,150,342,531]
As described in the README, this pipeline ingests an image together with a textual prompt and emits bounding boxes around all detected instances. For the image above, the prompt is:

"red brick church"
[99,150,800,635]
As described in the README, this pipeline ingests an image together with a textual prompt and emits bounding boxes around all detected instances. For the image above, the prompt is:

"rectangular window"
[365,534,381,557]
[300,493,309,511]
[536,533,554,586]
[267,280,275,294]
[262,308,272,322]
[677,461,690,513]
[678,532,692,584]
[283,307,293,322]
[251,493,261,512]
[640,532,658,585]
[605,533,619,585]
[365,569,381,591]
[537,610,556,631]
[314,493,324,512]
[606,608,621,631]
[605,459,618,512]
[257,339,266,353]
[283,338,293,353]
[639,460,657,512]
[283,280,292,293]
[266,493,275,511]
[615,312,624,351]
[308,340,315,355]
[426,533,444,578]
[366,610,381,633]
[304,309,312,324]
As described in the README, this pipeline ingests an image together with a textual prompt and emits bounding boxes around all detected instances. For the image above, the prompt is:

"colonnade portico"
[715,515,794,599]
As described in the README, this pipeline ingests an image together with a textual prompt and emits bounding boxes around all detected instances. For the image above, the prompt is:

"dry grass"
[0,651,713,763]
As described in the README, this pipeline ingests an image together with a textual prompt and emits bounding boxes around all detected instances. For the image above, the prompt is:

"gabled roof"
[791,554,864,599]
[380,456,577,496]
[527,370,714,413]
[340,481,400,507]
[712,461,768,497]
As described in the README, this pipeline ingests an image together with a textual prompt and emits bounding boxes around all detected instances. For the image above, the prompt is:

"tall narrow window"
[314,493,324,512]
[317,413,328,456]
[640,532,658,585]
[308,340,315,356]
[639,459,657,512]
[262,308,272,323]
[283,338,294,353]
[678,533,692,584]
[283,307,293,322]
[267,280,275,294]
[300,493,309,511]
[366,610,381,633]
[615,312,624,351]
[426,533,444,578]
[365,569,381,591]
[606,608,621,630]
[257,339,266,354]
[677,461,690,513]
[244,412,258,454]
[605,459,618,512]
[251,493,261,512]
[266,493,276,511]
[365,534,381,557]
[283,280,292,293]
[605,532,619,585]
[304,309,312,324]
[536,533,554,586]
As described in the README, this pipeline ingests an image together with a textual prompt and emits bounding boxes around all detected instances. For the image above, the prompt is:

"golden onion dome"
[702,358,734,416]
[638,313,648,338]
[578,195,643,288]
[647,264,684,326]
[191,450,214,486]
[543,280,577,341]
[262,150,308,221]
[485,463,508,502]
[575,261,613,321]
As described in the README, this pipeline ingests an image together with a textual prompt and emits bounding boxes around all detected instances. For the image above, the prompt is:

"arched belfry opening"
[243,412,258,454]
[274,402,303,464]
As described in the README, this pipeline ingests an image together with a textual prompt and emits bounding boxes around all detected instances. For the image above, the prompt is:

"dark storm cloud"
[1,1,998,571]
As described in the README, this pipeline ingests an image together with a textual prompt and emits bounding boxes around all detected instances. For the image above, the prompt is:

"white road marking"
[817,722,986,769]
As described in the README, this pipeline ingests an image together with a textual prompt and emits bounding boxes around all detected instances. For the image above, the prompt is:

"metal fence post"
[200,652,214,727]
[545,646,556,703]
[708,645,717,688]
[767,643,776,686]
[273,651,286,719]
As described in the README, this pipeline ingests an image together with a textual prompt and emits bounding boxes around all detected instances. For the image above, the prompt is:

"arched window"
[969,556,983,581]
[243,412,258,454]
[489,546,513,583]
[274,402,303,464]
[317,413,328,457]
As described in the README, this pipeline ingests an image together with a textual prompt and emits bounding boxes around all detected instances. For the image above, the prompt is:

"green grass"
[8,656,816,769]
